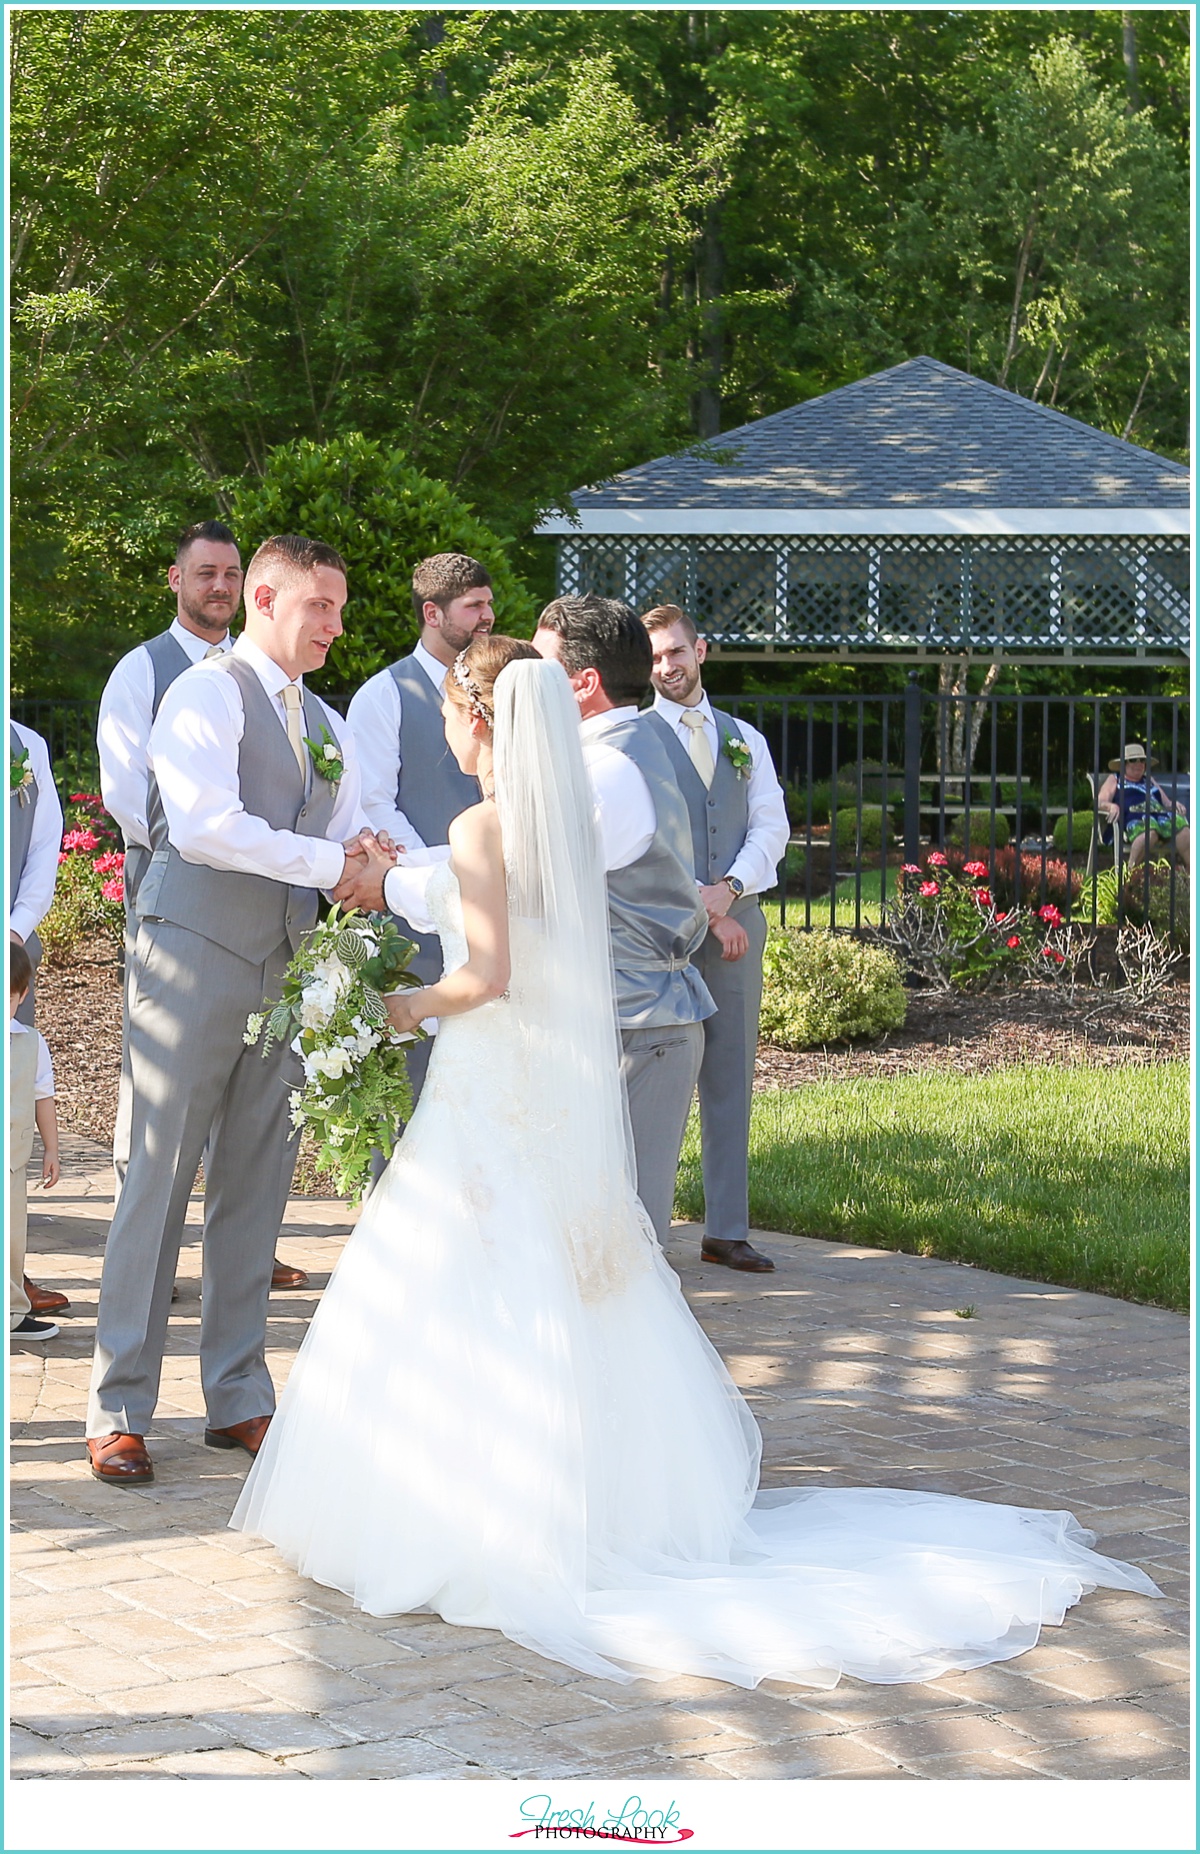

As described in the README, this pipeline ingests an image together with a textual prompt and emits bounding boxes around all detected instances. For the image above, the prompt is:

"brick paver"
[9,1133,1189,1780]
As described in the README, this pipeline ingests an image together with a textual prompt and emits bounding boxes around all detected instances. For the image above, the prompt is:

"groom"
[532,595,714,1245]
[85,534,369,1485]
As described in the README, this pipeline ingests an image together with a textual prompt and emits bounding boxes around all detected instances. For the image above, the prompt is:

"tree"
[228,434,536,691]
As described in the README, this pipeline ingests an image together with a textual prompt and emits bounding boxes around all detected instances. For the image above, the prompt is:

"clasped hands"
[698,880,748,962]
[334,829,401,912]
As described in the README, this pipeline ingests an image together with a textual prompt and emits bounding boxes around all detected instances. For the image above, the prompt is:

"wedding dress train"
[231,664,1158,1690]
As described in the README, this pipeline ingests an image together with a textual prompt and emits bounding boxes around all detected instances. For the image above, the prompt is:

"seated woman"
[1097,744,1190,873]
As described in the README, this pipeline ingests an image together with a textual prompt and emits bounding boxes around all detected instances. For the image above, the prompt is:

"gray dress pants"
[620,1019,705,1244]
[87,920,300,1437]
[692,902,768,1246]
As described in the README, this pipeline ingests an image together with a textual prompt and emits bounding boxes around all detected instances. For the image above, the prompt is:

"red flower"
[927,851,948,867]
[92,850,125,875]
[69,792,101,804]
[1040,946,1065,964]
[1006,935,1022,949]
[972,887,994,909]
[919,880,940,898]
[62,827,100,854]
[901,863,922,875]
[962,861,989,879]
[100,877,125,904]
[57,851,69,865]
[1038,903,1063,927]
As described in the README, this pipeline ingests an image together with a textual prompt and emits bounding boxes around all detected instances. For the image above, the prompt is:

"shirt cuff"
[310,841,347,892]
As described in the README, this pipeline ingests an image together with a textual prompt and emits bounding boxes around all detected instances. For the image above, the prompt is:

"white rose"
[312,954,352,997]
[322,743,339,761]
[310,1045,353,1081]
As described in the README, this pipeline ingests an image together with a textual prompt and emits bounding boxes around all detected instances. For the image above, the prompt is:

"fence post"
[903,671,922,866]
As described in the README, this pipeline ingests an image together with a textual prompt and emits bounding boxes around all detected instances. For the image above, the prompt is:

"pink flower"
[1006,935,1022,949]
[69,792,101,804]
[1038,903,1063,927]
[62,827,100,854]
[901,864,922,876]
[1041,946,1065,965]
[92,851,125,875]
[100,877,125,904]
[962,861,989,879]
[927,851,948,867]
[919,881,940,898]
[57,851,69,865]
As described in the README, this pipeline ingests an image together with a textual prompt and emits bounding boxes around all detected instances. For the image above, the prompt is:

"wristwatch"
[722,875,745,900]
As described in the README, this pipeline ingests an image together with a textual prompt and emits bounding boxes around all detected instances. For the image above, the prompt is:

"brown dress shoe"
[24,1277,69,1316]
[204,1415,272,1457]
[701,1238,776,1273]
[271,1258,309,1291]
[87,1432,154,1485]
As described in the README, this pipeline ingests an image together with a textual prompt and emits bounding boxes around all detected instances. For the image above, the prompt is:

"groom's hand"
[709,914,749,962]
[333,835,395,911]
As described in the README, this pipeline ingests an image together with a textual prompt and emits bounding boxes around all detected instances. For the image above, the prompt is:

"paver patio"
[9,1133,1190,1781]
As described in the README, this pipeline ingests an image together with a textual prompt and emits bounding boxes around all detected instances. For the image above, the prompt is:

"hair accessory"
[452,650,492,723]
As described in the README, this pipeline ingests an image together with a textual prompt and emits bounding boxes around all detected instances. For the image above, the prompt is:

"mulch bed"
[36,942,1191,1151]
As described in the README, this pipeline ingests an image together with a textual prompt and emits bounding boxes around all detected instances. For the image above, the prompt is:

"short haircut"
[412,553,492,627]
[9,938,33,997]
[176,520,238,564]
[536,594,652,707]
[641,603,697,643]
[244,533,348,592]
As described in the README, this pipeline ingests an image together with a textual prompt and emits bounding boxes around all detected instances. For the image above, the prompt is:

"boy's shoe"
[12,1315,59,1341]
[24,1277,69,1316]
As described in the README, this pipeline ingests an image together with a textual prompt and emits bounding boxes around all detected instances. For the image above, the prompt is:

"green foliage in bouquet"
[249,906,426,1202]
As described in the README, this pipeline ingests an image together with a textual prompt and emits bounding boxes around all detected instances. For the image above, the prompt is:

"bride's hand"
[385,988,427,1037]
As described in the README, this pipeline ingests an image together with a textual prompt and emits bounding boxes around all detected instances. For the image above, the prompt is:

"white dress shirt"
[10,1020,55,1100]
[97,618,234,851]
[9,722,64,944]
[345,640,448,852]
[149,636,366,892]
[578,708,656,873]
[652,692,791,897]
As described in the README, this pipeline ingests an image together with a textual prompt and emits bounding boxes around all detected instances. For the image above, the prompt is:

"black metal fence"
[13,685,1191,938]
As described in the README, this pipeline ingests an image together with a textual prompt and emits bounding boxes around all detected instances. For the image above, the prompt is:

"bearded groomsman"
[345,553,494,1104]
[86,535,368,1485]
[532,595,715,1247]
[97,520,306,1291]
[643,604,790,1273]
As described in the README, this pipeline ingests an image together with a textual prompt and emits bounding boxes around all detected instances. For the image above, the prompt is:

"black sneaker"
[12,1315,59,1341]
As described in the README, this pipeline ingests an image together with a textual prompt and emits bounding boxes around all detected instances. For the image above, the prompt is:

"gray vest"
[647,707,763,904]
[9,723,38,912]
[135,654,337,964]
[595,714,714,1029]
[389,655,480,985]
[128,630,195,903]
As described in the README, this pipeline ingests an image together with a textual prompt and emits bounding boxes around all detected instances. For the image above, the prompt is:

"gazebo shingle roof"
[564,357,1189,514]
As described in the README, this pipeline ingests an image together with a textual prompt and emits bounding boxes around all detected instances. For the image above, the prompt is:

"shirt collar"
[653,690,714,729]
[170,618,233,665]
[414,639,450,690]
[232,633,297,700]
[579,704,640,743]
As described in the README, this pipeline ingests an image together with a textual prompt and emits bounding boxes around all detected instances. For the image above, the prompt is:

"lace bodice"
[426,857,468,975]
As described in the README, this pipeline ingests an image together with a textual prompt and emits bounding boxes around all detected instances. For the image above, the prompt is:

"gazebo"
[536,356,1190,666]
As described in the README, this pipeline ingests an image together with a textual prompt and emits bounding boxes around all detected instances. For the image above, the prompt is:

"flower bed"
[40,794,125,964]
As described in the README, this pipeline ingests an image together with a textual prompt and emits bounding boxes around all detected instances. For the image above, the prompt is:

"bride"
[231,637,1158,1689]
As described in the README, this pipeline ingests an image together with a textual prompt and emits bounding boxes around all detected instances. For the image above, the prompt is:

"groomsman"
[85,535,368,1485]
[532,595,715,1246]
[345,553,494,1103]
[97,521,306,1291]
[643,605,790,1272]
[9,717,68,1320]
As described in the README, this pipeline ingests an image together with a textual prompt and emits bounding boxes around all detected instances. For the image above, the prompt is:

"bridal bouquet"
[248,906,425,1201]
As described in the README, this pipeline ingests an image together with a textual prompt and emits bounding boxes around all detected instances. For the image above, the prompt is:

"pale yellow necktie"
[280,681,308,781]
[680,708,715,788]
[203,644,224,661]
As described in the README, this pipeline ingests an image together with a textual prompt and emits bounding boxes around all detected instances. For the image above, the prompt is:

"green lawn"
[676,1063,1190,1311]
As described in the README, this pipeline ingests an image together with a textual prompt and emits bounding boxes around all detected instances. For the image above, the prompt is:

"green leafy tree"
[227,433,536,691]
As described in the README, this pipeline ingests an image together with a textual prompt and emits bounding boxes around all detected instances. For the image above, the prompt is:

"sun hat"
[1107,743,1158,771]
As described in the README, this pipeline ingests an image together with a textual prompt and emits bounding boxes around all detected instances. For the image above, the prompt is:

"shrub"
[759,928,907,1049]
[228,432,536,693]
[41,837,125,964]
[948,811,1010,849]
[833,805,894,851]
[1120,861,1190,951]
[1053,811,1099,855]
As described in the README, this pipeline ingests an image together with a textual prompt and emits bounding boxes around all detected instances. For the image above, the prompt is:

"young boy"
[10,940,62,1340]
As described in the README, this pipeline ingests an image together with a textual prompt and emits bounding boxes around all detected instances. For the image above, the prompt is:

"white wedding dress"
[232,662,1158,1691]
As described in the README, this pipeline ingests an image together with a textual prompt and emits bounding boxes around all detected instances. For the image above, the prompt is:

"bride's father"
[532,595,714,1245]
[85,535,367,1486]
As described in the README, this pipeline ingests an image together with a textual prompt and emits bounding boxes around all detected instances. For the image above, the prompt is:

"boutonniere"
[10,744,34,805]
[722,735,752,780]
[302,723,344,785]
